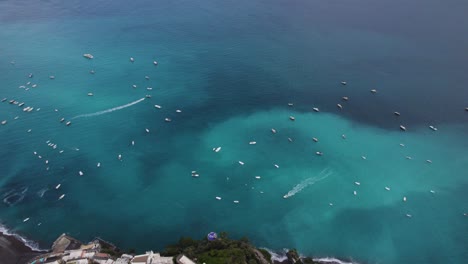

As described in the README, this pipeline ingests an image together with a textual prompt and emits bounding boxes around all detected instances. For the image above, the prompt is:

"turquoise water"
[1,0,467,263]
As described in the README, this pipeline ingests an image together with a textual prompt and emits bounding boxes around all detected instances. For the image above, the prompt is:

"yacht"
[313,107,320,112]
[83,53,94,59]
[55,184,61,189]
[66,121,71,126]
[429,125,438,131]
[238,161,244,165]
[342,96,349,101]
[213,147,221,152]
[60,118,65,123]
[385,187,391,191]
[164,118,171,122]
[249,141,256,145]
[153,61,158,65]
[399,125,406,131]
[274,164,279,168]
[1,120,6,125]
[337,103,343,109]
[271,128,277,134]
[154,105,162,109]
[88,93,93,96]
[79,171,84,176]
[289,116,295,121]
[341,81,347,85]
[59,194,65,200]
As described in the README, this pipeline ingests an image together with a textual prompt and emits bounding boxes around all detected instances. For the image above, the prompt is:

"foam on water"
[0,223,45,252]
[71,98,145,119]
[283,169,332,199]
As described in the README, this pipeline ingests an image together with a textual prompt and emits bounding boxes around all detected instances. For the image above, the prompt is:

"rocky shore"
[0,232,42,264]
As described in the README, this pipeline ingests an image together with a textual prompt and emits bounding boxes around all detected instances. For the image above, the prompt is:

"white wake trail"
[283,169,332,199]
[72,98,145,119]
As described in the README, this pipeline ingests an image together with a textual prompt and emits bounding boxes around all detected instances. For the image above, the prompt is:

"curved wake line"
[283,168,332,199]
[71,98,145,119]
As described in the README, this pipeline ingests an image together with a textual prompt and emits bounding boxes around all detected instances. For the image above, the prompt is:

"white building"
[177,255,196,264]
[131,251,173,264]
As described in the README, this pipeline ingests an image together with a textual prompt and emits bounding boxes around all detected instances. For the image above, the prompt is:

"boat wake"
[71,98,145,119]
[283,169,332,199]
[2,187,28,206]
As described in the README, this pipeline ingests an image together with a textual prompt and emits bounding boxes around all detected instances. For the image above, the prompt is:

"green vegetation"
[162,232,269,264]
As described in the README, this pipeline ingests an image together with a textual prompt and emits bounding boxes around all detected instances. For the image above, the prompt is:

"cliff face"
[0,233,41,264]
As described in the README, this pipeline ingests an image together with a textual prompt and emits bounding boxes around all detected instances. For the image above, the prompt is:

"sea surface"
[1,0,467,263]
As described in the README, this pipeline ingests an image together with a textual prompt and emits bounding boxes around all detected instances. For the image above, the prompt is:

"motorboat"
[313,107,320,112]
[429,125,438,131]
[274,164,279,168]
[153,61,158,65]
[355,182,361,185]
[154,105,162,109]
[60,118,65,123]
[238,161,244,165]
[146,87,153,91]
[145,95,152,98]
[255,176,261,179]
[337,103,343,109]
[83,53,94,59]
[289,116,295,121]
[88,93,93,96]
[165,118,171,122]
[312,137,318,142]
[394,111,401,116]
[271,128,277,134]
[399,125,406,131]
[59,194,65,200]
[370,89,377,93]
[79,171,84,176]
[385,187,391,191]
[249,141,256,145]
[1,98,6,102]
[1,120,6,125]
[66,121,71,126]
[342,96,349,101]
[215,196,222,200]
[130,57,134,62]
[18,102,24,107]
[316,151,323,156]
[176,109,182,113]
[213,147,221,152]
[97,162,101,167]
[55,184,61,189]
[288,103,294,107]
[341,81,347,85]
[145,128,150,133]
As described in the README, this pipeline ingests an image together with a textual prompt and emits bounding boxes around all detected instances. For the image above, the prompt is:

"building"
[130,251,173,264]
[176,255,196,264]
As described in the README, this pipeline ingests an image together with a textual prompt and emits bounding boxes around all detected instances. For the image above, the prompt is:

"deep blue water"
[0,0,467,263]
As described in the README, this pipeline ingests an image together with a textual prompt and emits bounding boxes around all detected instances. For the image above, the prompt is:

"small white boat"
[132,84,137,88]
[329,203,333,206]
[403,196,407,202]
[429,125,438,131]
[1,98,6,102]
[38,155,42,159]
[87,93,93,96]
[312,137,318,142]
[394,112,401,116]
[288,137,293,142]
[18,102,24,107]
[79,171,84,176]
[1,120,6,125]
[192,173,199,177]
[283,195,288,199]
[60,118,65,123]
[213,147,222,153]
[83,53,94,59]
[337,103,343,109]
[66,121,71,126]
[341,81,347,85]
[131,140,135,146]
[45,160,49,164]
[406,214,412,218]
[233,200,239,204]
[23,218,30,222]
[342,96,349,101]
[238,161,244,165]
[118,154,122,160]
[176,109,182,113]
[59,150,64,153]
[274,164,279,168]
[426,159,432,164]
[154,105,162,109]
[400,143,405,147]
[146,87,153,90]
[55,184,61,189]
[289,116,295,121]
[362,156,367,160]
[255,176,261,179]
[313,107,320,112]
[430,190,435,194]
[97,162,101,167]
[370,89,377,93]
[353,191,357,196]
[33,152,37,155]
[165,118,171,122]
[145,76,150,80]
[49,76,55,79]
[153,61,158,65]
[215,196,222,200]
[316,151,323,156]
[32,84,37,88]
[288,103,294,107]
[59,194,65,200]
[405,156,412,160]
[145,128,150,133]
[130,57,134,62]
[89,70,95,74]
[249,141,256,145]
[342,134,346,139]
[400,125,406,131]
[355,181,361,186]
[271,128,277,134]
[385,187,391,191]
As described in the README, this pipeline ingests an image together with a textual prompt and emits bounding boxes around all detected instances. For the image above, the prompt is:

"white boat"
[249,141,256,145]
[55,184,61,189]
[89,70,95,74]
[430,190,435,194]
[18,102,24,107]
[131,140,135,146]
[49,76,55,79]
[400,125,406,131]
[313,107,320,112]
[165,118,171,122]
[60,118,65,123]
[145,76,150,80]
[429,125,438,131]
[289,116,295,121]
[66,121,71,126]
[255,176,261,179]
[83,53,94,59]
[394,111,401,116]
[274,164,279,168]
[233,200,239,204]
[238,161,244,165]
[342,134,346,139]
[215,196,222,200]
[146,87,153,90]
[426,159,432,163]
[87,93,93,96]
[353,191,357,196]
[337,103,343,109]
[271,128,276,133]
[132,84,137,88]
[154,105,162,109]
[403,196,407,202]
[283,195,288,199]
[118,154,122,160]
[32,84,37,88]
[145,128,150,133]
[400,143,405,147]
[79,171,84,176]
[23,218,30,222]
[1,120,6,125]
[97,162,101,167]
[355,181,361,185]
[316,151,323,156]
[45,160,49,164]
[341,81,347,85]
[362,156,367,160]
[385,187,391,191]
[288,103,294,107]
[288,138,293,142]
[176,109,182,113]
[312,137,318,142]
[146,95,152,99]
[213,147,221,153]
[153,61,158,65]
[192,172,199,177]
[1,98,6,102]
[342,96,349,101]
[130,57,134,62]
[59,194,65,200]
[370,89,377,93]
[406,214,412,218]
